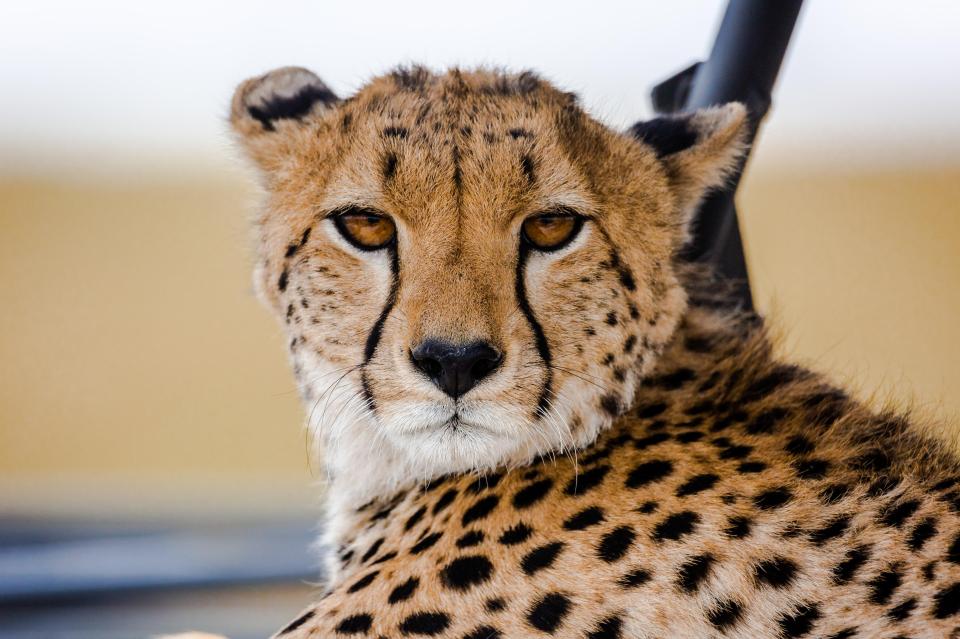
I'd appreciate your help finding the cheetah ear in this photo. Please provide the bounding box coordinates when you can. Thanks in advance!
[630,103,748,224]
[230,66,340,171]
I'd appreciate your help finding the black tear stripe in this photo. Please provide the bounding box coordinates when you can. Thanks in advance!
[360,248,400,415]
[516,240,553,418]
[247,84,338,132]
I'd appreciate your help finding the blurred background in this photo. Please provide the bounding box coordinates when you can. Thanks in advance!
[1,1,958,636]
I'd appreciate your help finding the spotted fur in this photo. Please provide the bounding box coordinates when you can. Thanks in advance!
[229,66,960,638]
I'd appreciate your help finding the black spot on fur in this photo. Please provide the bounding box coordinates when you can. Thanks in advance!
[948,532,960,564]
[463,626,502,639]
[908,517,937,550]
[347,570,379,593]
[586,615,623,639]
[868,565,902,605]
[399,611,451,635]
[648,368,696,390]
[635,402,668,419]
[677,553,714,592]
[508,128,533,139]
[629,116,699,158]
[653,511,700,542]
[675,473,719,497]
[880,498,921,528]
[785,435,815,456]
[440,555,494,591]
[499,522,533,545]
[564,506,605,531]
[383,126,408,138]
[335,613,373,635]
[809,515,851,544]
[737,461,767,474]
[754,487,792,510]
[633,432,670,450]
[486,597,506,612]
[598,525,636,562]
[361,538,385,563]
[718,444,753,460]
[565,465,610,496]
[794,458,830,479]
[637,500,659,514]
[745,407,789,435]
[725,515,752,538]
[742,366,804,403]
[819,483,851,504]
[433,488,458,514]
[598,393,623,417]
[383,152,398,181]
[247,84,338,132]
[626,460,673,488]
[887,597,916,621]
[284,227,312,258]
[934,582,960,618]
[856,449,892,472]
[522,542,565,575]
[410,531,443,554]
[676,431,704,443]
[527,592,571,633]
[833,545,871,584]
[618,567,652,588]
[389,576,420,604]
[827,629,857,639]
[466,472,503,494]
[456,530,485,548]
[754,557,798,588]
[778,603,820,638]
[708,599,743,631]
[278,268,289,292]
[405,505,427,531]
[513,479,553,509]
[278,609,314,635]
[462,495,500,526]
[521,154,536,184]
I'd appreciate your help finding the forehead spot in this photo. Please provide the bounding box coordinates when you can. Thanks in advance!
[383,126,408,139]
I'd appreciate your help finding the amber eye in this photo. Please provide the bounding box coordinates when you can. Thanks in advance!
[521,211,584,251]
[333,208,397,250]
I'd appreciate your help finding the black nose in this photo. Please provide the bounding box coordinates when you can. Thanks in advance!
[410,340,503,398]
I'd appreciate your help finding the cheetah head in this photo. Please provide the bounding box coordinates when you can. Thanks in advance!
[230,66,746,499]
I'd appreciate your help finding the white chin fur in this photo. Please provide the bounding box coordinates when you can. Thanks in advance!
[298,340,625,587]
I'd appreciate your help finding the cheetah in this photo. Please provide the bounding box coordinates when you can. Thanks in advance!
[227,66,960,638]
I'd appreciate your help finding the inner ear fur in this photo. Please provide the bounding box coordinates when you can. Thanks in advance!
[230,66,340,170]
[630,103,748,224]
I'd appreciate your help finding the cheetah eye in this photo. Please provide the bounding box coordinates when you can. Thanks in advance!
[332,207,397,250]
[521,209,584,252]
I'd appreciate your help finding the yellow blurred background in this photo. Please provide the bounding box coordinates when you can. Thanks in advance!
[1,0,959,523]
[3,162,959,522]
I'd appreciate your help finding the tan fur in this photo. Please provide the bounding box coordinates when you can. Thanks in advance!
[229,66,960,638]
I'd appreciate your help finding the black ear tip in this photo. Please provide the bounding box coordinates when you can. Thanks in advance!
[629,116,699,158]
[239,67,339,132]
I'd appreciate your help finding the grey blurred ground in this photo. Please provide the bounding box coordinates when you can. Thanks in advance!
[0,518,321,639]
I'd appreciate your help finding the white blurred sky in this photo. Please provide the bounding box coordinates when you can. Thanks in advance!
[1,0,959,174]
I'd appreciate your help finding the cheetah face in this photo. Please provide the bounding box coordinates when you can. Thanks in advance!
[231,66,746,497]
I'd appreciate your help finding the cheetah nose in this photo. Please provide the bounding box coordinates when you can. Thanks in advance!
[410,339,503,399]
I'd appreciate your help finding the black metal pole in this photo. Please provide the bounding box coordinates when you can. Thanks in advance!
[653,0,803,310]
